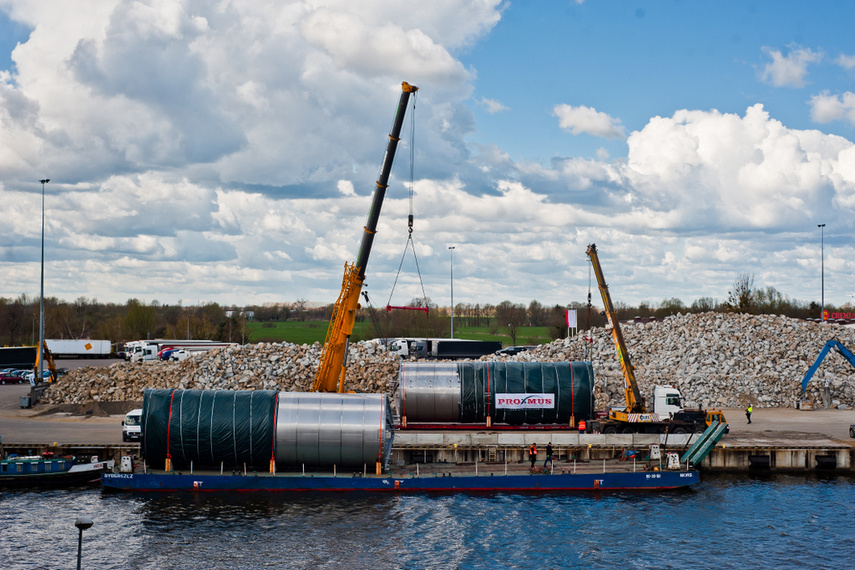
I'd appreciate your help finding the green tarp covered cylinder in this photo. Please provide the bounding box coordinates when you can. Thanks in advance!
[141,389,394,470]
[142,389,277,470]
[396,361,595,425]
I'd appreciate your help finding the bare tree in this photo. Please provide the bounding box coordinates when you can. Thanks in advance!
[495,300,526,346]
[727,273,755,312]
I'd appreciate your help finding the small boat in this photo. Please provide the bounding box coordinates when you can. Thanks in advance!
[0,454,115,489]
[101,460,698,493]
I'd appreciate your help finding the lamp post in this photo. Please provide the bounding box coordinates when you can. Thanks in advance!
[38,179,49,385]
[448,246,455,339]
[818,224,825,321]
[75,517,93,570]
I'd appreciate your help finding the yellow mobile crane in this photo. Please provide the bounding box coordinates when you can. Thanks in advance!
[313,82,418,393]
[33,339,58,384]
[586,244,727,434]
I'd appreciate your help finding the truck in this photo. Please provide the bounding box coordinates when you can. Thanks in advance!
[45,339,111,359]
[584,243,727,434]
[0,346,37,368]
[122,408,143,442]
[387,338,503,360]
[126,340,236,363]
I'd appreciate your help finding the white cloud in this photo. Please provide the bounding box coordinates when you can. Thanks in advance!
[553,104,625,139]
[478,97,509,114]
[0,1,853,310]
[809,91,855,125]
[836,54,855,70]
[624,104,855,230]
[337,180,356,196]
[760,45,821,87]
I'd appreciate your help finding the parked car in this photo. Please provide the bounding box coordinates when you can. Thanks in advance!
[0,373,25,385]
[496,345,535,356]
[21,370,53,383]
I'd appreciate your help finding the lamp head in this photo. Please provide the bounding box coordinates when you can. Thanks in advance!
[39,179,50,184]
[75,517,93,531]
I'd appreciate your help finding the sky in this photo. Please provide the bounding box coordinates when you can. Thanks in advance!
[1,0,854,312]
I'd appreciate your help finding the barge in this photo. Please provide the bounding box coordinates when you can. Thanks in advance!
[103,388,699,493]
[102,460,699,493]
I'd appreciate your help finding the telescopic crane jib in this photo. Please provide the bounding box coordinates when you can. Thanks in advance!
[585,243,728,434]
[586,243,646,414]
[313,82,418,393]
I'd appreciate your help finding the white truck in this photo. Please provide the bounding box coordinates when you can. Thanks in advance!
[589,385,722,434]
[386,338,503,360]
[45,339,111,358]
[122,408,143,442]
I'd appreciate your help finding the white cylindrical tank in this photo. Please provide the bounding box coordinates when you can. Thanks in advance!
[275,392,394,468]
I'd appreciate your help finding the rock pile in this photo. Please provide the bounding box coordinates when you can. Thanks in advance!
[43,312,855,410]
[508,312,855,410]
[43,341,398,405]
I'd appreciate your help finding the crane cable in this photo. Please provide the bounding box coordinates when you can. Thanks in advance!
[586,258,593,360]
[387,92,430,320]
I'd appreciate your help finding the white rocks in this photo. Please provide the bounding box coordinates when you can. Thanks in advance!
[43,313,855,411]
[493,312,855,410]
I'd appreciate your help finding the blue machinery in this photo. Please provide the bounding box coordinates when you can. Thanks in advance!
[800,339,855,395]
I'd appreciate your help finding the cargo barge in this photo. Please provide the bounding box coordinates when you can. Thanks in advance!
[102,462,699,493]
[103,388,699,493]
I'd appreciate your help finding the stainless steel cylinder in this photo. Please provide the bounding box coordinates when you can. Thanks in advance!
[275,392,394,468]
[395,362,460,422]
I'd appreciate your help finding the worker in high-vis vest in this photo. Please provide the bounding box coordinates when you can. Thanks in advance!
[746,404,753,424]
[528,443,537,470]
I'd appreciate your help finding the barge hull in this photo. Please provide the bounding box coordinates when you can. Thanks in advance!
[102,469,698,492]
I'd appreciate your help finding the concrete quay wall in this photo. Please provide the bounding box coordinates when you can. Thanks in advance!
[702,445,852,472]
[390,431,855,473]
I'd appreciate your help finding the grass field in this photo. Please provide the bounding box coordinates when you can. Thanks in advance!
[247,320,554,346]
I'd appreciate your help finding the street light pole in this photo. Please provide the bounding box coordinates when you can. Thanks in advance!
[448,246,455,339]
[38,179,49,384]
[75,517,93,570]
[818,224,826,321]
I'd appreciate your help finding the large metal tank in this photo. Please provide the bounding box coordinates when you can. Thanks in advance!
[395,361,595,425]
[395,362,460,423]
[142,389,394,470]
[142,388,278,470]
[275,392,394,468]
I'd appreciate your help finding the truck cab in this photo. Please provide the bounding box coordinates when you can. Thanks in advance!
[652,385,685,417]
[122,409,143,442]
[387,339,427,358]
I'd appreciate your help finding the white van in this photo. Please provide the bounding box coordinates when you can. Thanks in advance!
[122,408,143,442]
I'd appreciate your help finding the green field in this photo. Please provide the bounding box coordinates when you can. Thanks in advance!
[247,320,554,346]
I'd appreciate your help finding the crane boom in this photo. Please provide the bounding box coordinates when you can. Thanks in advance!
[800,339,855,395]
[313,82,418,393]
[585,243,645,413]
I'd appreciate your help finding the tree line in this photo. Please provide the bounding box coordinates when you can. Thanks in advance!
[0,273,843,349]
[0,295,252,350]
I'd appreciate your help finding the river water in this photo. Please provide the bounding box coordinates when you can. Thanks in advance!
[2,473,854,569]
